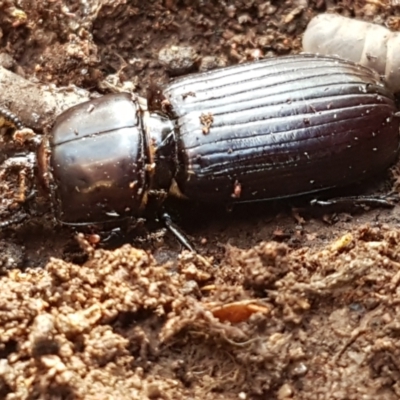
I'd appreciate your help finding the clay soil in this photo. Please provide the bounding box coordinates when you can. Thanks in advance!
[1,0,400,399]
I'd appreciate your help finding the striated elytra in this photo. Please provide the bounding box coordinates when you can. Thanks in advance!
[38,54,400,225]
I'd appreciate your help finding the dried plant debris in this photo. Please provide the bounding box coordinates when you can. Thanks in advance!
[0,226,398,398]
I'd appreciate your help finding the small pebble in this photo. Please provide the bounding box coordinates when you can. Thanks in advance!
[0,53,15,70]
[0,241,24,272]
[158,45,199,76]
[278,383,293,399]
[199,55,227,72]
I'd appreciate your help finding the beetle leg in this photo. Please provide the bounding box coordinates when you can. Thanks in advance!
[0,212,27,229]
[160,212,195,252]
[0,154,35,203]
[310,194,397,211]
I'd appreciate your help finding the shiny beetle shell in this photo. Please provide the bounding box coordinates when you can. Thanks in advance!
[164,54,400,203]
[47,94,147,224]
[44,54,400,226]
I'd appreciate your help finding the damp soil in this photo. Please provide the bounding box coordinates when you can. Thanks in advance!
[1,1,400,399]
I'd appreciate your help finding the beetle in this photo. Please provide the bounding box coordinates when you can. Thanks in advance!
[1,54,399,248]
[303,13,400,93]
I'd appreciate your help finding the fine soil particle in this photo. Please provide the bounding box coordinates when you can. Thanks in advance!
[1,1,400,399]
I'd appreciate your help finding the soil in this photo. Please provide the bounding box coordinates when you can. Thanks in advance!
[1,0,400,399]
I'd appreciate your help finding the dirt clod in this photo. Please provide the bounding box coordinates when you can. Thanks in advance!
[158,45,199,76]
[1,1,400,399]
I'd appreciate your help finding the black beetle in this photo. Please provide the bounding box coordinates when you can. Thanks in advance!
[1,54,399,246]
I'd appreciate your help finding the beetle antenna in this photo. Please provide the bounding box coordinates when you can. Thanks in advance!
[0,105,41,153]
[0,105,24,131]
